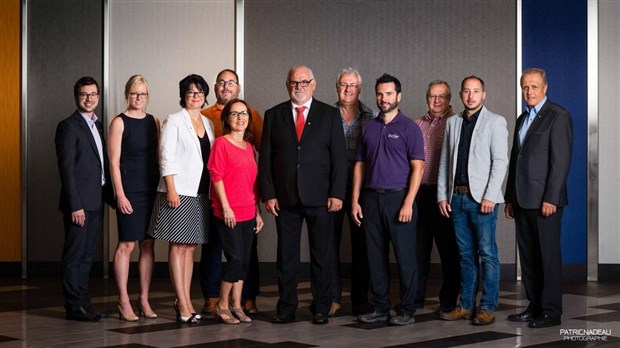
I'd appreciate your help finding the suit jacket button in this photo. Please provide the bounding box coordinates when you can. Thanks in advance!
[297,146,301,150]
[297,164,300,168]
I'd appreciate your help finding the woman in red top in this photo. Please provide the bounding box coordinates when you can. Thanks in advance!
[208,99,264,324]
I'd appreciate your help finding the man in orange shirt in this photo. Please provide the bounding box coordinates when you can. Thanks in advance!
[199,69,263,315]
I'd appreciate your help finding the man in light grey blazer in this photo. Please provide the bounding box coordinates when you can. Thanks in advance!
[437,76,508,325]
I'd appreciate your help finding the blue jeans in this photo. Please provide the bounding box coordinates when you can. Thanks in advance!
[450,193,499,312]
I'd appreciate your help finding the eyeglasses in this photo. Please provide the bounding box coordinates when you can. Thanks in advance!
[129,92,149,99]
[79,92,99,99]
[428,95,448,100]
[186,90,205,98]
[337,82,360,89]
[217,80,238,87]
[287,79,313,88]
[229,111,249,118]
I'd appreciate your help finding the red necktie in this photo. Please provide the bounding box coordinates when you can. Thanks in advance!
[295,106,307,141]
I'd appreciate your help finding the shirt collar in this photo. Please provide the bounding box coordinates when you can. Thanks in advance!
[79,111,98,126]
[424,106,453,122]
[527,96,548,114]
[292,98,313,111]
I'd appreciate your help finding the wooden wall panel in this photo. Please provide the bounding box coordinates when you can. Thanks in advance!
[0,0,22,262]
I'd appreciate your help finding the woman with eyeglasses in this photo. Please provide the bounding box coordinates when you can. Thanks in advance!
[148,74,214,324]
[208,98,263,324]
[108,74,160,321]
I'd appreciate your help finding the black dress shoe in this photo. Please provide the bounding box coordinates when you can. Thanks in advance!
[507,308,541,322]
[66,307,102,322]
[313,313,329,325]
[528,314,561,328]
[272,313,295,324]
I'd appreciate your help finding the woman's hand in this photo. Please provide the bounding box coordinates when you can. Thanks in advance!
[255,213,264,233]
[167,190,180,208]
[117,195,133,214]
[223,207,236,228]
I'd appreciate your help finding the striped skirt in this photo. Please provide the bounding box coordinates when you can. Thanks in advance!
[147,193,209,244]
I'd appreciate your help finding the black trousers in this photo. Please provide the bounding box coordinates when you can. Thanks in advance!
[414,185,461,311]
[514,205,563,318]
[275,205,334,316]
[363,190,418,315]
[61,205,103,311]
[216,218,255,283]
[199,211,260,300]
[331,184,370,306]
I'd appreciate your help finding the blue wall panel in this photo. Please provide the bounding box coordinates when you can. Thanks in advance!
[522,0,587,264]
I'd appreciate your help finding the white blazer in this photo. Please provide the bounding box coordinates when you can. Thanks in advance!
[437,106,508,204]
[157,108,215,196]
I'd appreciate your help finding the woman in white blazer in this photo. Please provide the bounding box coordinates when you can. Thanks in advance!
[149,74,214,323]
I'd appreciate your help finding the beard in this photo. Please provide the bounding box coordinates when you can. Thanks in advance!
[378,100,398,113]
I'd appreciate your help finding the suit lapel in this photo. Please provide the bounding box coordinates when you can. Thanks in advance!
[74,111,102,162]
[182,109,203,154]
[299,102,318,143]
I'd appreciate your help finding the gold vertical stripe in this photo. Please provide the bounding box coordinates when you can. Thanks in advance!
[0,0,22,262]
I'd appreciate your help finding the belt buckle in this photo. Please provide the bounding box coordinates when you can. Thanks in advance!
[376,189,386,194]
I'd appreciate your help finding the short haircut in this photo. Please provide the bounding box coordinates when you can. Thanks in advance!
[220,98,254,143]
[520,67,548,87]
[426,80,451,100]
[179,74,209,108]
[287,65,314,81]
[124,74,148,100]
[460,75,485,91]
[375,73,401,94]
[73,76,100,105]
[216,69,239,82]
[336,67,362,85]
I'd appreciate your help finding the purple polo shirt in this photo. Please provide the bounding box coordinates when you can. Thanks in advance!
[356,111,425,189]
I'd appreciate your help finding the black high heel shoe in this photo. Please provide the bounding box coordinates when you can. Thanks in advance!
[174,300,197,324]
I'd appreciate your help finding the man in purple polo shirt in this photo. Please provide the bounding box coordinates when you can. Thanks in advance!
[351,73,425,326]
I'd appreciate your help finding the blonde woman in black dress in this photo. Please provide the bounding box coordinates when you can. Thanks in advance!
[149,74,214,323]
[108,74,160,321]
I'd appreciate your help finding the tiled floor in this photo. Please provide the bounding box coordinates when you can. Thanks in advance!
[1,277,619,347]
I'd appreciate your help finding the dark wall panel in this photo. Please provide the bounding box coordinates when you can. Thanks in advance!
[27,0,103,263]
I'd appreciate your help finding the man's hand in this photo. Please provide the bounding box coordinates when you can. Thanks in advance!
[480,199,495,214]
[327,197,343,212]
[71,209,86,227]
[351,203,363,226]
[438,200,451,218]
[504,203,514,219]
[541,201,557,217]
[398,204,413,223]
[264,199,280,217]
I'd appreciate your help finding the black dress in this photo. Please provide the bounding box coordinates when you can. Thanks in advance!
[116,113,159,241]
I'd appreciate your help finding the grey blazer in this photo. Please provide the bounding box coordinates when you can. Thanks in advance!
[437,106,509,204]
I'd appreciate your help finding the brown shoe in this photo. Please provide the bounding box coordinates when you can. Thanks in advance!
[328,302,341,317]
[201,297,219,314]
[472,309,495,325]
[242,299,257,314]
[440,306,472,321]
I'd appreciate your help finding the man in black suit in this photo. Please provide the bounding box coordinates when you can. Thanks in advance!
[505,68,573,328]
[259,65,348,325]
[55,76,114,321]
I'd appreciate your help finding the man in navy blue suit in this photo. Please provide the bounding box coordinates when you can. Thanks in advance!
[55,76,114,321]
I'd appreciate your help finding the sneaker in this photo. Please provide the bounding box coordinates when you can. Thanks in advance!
[439,305,472,321]
[201,297,219,314]
[358,310,389,323]
[389,313,415,326]
[472,309,495,325]
[328,302,341,317]
[242,299,258,314]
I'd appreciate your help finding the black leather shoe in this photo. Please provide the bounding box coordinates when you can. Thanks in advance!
[528,314,561,328]
[389,313,415,326]
[507,308,541,322]
[313,313,329,325]
[66,307,102,322]
[358,311,389,323]
[272,313,295,324]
